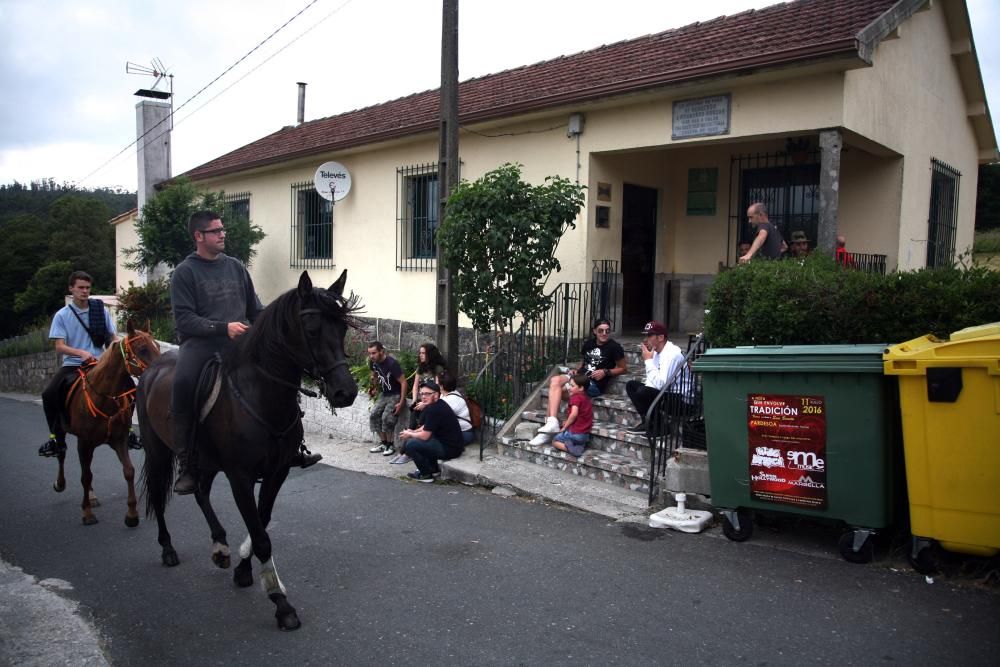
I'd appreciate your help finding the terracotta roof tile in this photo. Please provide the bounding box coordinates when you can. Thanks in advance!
[186,0,895,180]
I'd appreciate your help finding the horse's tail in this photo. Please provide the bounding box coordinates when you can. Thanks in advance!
[136,365,175,519]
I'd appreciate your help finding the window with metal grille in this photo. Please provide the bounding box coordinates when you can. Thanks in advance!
[396,163,439,271]
[289,181,334,269]
[727,149,820,264]
[927,160,960,268]
[222,191,250,226]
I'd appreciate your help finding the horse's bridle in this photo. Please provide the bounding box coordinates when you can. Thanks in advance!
[119,333,151,376]
[297,307,348,398]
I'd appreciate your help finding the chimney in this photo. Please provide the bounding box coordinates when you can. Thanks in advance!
[297,82,307,125]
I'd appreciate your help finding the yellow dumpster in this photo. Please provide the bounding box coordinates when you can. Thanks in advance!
[883,322,1000,570]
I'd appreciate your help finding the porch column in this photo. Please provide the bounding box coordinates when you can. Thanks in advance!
[817,128,842,255]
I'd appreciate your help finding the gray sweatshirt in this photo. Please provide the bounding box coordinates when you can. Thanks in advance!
[170,252,264,343]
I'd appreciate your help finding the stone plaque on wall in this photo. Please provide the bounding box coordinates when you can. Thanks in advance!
[672,94,731,140]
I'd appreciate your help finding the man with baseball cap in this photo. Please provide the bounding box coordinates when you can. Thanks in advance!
[625,321,689,434]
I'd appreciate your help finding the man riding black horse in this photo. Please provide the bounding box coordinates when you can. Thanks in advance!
[170,210,320,495]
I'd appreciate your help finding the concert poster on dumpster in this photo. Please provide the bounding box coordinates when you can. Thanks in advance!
[747,394,827,510]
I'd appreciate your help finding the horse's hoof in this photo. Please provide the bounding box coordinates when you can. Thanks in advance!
[82,515,98,526]
[233,566,253,588]
[162,550,180,567]
[124,515,139,528]
[53,482,65,493]
[277,611,301,631]
[212,552,231,569]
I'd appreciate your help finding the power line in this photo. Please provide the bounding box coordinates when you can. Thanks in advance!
[73,0,327,187]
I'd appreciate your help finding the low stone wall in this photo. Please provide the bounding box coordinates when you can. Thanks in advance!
[301,393,376,443]
[0,352,61,394]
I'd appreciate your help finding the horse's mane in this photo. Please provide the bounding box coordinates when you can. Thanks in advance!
[227,286,364,371]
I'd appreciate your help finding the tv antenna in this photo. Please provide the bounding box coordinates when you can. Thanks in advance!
[126,58,174,127]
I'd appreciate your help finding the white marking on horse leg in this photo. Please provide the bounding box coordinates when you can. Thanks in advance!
[212,542,230,558]
[238,535,252,560]
[259,558,286,596]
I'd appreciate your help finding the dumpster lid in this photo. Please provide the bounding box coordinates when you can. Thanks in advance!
[694,344,886,373]
[949,322,1000,342]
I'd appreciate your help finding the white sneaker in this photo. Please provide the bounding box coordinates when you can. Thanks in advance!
[528,433,552,446]
[536,416,560,435]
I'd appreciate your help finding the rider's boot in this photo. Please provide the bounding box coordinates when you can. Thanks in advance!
[293,443,322,469]
[172,413,198,495]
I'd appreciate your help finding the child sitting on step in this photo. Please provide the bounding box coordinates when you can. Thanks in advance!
[550,374,593,457]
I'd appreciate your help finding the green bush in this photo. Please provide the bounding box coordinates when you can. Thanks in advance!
[704,255,1000,346]
[117,279,174,342]
[974,229,1000,253]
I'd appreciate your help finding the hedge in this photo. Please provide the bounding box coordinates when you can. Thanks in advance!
[703,255,1000,346]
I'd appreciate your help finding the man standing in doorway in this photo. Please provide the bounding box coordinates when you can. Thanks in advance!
[625,321,689,434]
[38,271,117,457]
[738,202,783,263]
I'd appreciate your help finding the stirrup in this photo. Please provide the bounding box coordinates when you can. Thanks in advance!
[173,469,198,495]
[295,445,323,469]
[127,432,142,450]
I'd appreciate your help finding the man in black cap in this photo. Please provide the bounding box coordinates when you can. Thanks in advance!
[398,380,465,482]
[625,321,689,434]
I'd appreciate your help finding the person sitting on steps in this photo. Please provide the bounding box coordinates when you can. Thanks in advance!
[550,373,594,457]
[625,320,689,435]
[530,318,625,446]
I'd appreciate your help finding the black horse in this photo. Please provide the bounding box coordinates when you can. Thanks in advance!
[137,270,360,630]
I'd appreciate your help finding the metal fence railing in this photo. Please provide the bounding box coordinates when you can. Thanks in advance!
[466,268,621,460]
[644,334,708,505]
[840,251,887,275]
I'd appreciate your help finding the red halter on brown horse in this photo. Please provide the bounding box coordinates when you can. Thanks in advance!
[52,319,161,526]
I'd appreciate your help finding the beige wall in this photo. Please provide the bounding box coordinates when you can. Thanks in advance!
[843,1,980,268]
[113,210,143,291]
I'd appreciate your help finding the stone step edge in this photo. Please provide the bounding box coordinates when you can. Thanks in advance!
[520,410,647,444]
[499,437,650,481]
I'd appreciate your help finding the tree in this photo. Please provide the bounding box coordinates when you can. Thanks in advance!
[437,163,585,333]
[124,177,265,271]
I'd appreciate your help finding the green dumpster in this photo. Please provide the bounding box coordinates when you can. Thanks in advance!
[693,345,900,563]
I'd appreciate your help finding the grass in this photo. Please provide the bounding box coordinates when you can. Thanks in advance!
[0,328,51,359]
[973,228,1000,253]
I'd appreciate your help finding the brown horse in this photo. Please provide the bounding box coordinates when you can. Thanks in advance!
[137,270,359,631]
[53,320,161,526]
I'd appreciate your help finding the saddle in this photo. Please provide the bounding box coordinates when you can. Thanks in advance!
[196,353,224,423]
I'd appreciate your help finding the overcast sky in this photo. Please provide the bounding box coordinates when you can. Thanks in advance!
[1,0,997,192]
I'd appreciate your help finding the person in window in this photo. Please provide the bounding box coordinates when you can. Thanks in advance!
[398,380,464,482]
[38,270,118,458]
[789,230,811,259]
[739,202,783,262]
[530,318,625,446]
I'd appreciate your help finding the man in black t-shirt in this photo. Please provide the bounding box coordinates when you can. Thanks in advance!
[530,318,626,446]
[398,380,464,482]
[367,341,407,455]
[738,202,783,263]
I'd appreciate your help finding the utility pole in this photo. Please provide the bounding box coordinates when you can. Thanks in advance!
[437,0,460,372]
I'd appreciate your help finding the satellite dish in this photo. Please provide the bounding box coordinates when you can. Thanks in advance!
[314,161,352,202]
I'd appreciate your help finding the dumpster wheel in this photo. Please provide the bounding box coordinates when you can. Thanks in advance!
[838,530,875,564]
[907,538,938,575]
[721,509,754,542]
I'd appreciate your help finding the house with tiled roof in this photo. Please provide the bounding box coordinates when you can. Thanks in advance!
[166,0,995,336]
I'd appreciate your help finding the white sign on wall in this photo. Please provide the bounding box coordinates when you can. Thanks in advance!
[672,94,731,140]
[314,161,352,202]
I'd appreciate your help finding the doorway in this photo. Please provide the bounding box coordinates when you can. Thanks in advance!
[621,183,658,332]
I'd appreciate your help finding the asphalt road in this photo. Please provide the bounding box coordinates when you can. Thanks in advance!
[1,396,998,666]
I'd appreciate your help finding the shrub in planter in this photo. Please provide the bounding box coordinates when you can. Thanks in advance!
[704,255,1000,346]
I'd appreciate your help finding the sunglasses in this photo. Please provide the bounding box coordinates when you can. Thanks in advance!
[595,327,610,333]
[200,227,225,235]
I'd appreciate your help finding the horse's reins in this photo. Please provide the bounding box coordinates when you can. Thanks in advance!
[72,333,149,438]
[225,304,348,440]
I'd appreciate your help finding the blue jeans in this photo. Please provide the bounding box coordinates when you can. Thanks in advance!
[406,436,463,475]
[553,430,589,456]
